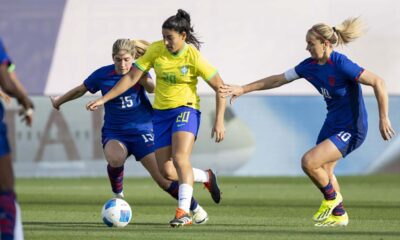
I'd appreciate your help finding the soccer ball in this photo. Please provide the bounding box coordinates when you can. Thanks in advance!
[101,198,132,227]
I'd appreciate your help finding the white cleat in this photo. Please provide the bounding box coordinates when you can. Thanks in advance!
[114,192,124,199]
[192,206,209,224]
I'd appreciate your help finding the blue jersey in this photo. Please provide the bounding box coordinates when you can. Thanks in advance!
[0,39,11,156]
[0,38,11,66]
[84,64,153,134]
[294,51,368,132]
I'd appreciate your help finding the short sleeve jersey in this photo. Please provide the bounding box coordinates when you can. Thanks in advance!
[294,51,367,129]
[83,64,153,134]
[135,40,218,110]
[0,38,11,66]
[0,39,12,117]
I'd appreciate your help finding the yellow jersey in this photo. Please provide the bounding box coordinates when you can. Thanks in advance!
[135,40,217,110]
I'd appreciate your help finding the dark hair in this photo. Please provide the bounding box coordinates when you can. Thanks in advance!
[162,9,202,49]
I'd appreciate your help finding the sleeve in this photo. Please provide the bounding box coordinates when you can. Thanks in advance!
[337,55,364,82]
[293,58,311,79]
[134,42,158,72]
[195,52,217,81]
[0,40,11,65]
[284,68,300,82]
[83,71,99,94]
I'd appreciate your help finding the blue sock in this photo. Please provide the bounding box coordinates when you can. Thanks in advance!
[107,164,124,194]
[0,191,16,240]
[319,181,336,200]
[332,202,346,216]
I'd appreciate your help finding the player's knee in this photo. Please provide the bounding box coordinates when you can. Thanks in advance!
[159,167,175,181]
[106,155,125,167]
[301,153,315,172]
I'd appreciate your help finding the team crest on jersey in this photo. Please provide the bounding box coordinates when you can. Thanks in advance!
[180,66,188,75]
[329,76,336,86]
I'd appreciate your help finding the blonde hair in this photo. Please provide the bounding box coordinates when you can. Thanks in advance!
[112,39,150,59]
[130,39,150,58]
[309,17,365,47]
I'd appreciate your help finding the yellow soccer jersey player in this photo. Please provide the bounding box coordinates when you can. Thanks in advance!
[135,40,217,110]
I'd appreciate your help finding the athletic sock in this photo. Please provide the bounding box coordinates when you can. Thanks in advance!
[319,181,336,200]
[0,191,16,240]
[178,184,193,213]
[165,181,198,211]
[193,168,209,183]
[332,202,346,216]
[107,164,124,194]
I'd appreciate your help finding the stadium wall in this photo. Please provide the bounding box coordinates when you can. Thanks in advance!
[7,96,400,177]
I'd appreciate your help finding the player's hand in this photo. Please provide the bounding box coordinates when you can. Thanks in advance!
[0,91,11,104]
[19,107,33,127]
[50,96,60,110]
[379,118,395,140]
[219,84,244,105]
[211,121,225,143]
[86,98,105,111]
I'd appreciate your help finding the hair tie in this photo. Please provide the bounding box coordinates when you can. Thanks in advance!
[332,27,337,32]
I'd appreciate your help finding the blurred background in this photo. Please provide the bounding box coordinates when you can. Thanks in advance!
[0,0,399,177]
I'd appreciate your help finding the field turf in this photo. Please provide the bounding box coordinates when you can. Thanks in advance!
[16,175,400,240]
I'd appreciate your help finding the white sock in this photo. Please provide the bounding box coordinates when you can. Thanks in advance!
[193,168,209,183]
[178,184,193,213]
[14,201,24,240]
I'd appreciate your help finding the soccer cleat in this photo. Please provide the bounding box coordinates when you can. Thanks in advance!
[114,192,124,199]
[191,206,208,224]
[312,192,343,222]
[169,208,192,227]
[314,212,349,227]
[203,169,221,204]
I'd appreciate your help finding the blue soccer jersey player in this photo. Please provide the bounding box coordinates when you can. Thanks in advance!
[0,38,35,240]
[51,39,208,224]
[220,18,395,227]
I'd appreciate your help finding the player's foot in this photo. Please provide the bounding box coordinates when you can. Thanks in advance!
[313,192,343,222]
[191,205,208,224]
[114,192,124,199]
[314,212,349,227]
[169,208,192,227]
[203,169,221,204]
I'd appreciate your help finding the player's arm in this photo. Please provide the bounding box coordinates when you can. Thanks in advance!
[220,73,289,104]
[207,73,226,143]
[138,74,155,93]
[358,70,395,140]
[0,63,34,126]
[86,66,144,110]
[50,84,88,110]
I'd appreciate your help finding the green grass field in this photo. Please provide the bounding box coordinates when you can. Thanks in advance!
[16,175,400,240]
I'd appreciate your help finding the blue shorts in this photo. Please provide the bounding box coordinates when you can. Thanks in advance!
[0,120,10,157]
[102,131,154,161]
[0,105,10,157]
[317,124,367,157]
[153,106,201,150]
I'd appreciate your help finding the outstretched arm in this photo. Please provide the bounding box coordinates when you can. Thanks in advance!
[50,84,88,110]
[358,70,395,140]
[139,74,155,93]
[207,73,226,143]
[220,73,289,104]
[86,66,144,110]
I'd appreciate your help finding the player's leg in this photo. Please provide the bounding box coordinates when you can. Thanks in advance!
[168,131,195,227]
[314,161,348,227]
[0,153,23,240]
[301,139,343,222]
[103,140,128,198]
[139,153,208,224]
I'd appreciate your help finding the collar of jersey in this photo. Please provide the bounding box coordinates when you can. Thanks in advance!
[169,43,188,58]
